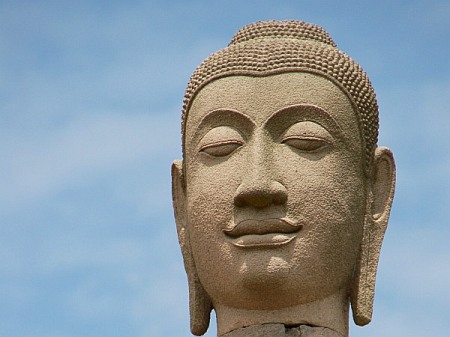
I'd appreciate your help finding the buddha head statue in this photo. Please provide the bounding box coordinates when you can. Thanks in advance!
[172,20,395,337]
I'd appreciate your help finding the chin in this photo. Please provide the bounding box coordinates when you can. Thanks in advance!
[242,254,288,281]
[226,255,300,309]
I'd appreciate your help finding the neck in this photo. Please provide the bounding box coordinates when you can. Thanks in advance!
[214,289,349,337]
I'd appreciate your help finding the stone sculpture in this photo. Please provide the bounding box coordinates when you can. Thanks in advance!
[172,20,396,337]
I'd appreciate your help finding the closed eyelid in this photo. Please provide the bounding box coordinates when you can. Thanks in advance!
[197,124,245,158]
[283,135,331,142]
[187,109,254,159]
[263,104,344,141]
[282,121,334,141]
[200,139,243,149]
[282,135,332,152]
[199,140,243,157]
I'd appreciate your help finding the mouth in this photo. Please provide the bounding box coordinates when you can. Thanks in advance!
[223,218,302,249]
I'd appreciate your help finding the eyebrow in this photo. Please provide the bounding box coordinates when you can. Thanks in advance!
[264,104,345,141]
[193,108,256,140]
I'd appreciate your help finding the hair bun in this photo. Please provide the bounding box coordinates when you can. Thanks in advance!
[229,20,337,47]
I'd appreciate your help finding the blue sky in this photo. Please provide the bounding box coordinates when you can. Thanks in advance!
[1,1,449,336]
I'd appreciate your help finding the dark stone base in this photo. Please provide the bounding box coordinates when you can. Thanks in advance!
[222,323,342,337]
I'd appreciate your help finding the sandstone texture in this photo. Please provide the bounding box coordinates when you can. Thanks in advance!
[172,20,396,337]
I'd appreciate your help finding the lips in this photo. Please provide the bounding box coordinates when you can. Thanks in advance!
[223,218,302,248]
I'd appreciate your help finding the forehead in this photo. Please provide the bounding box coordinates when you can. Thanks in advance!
[185,72,362,150]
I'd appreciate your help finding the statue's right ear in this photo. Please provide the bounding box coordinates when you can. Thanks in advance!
[172,160,186,239]
[172,160,212,336]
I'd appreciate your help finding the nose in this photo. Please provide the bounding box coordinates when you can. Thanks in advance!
[233,142,287,208]
[234,181,287,208]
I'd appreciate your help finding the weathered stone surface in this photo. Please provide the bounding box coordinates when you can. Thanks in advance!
[222,324,286,337]
[293,325,342,337]
[172,20,395,337]
[222,324,342,337]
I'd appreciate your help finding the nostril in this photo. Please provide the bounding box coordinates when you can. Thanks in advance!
[250,195,272,208]
[234,195,247,208]
[234,191,271,208]
[273,191,287,205]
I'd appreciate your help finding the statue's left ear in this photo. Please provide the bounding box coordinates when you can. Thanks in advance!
[370,147,396,222]
[351,147,396,326]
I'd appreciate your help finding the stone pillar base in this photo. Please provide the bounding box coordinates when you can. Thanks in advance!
[222,324,342,337]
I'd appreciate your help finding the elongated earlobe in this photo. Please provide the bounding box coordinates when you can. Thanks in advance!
[172,160,212,335]
[351,147,396,325]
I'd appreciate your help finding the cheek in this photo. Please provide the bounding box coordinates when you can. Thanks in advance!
[184,160,245,296]
[184,158,240,253]
[186,159,240,217]
[280,148,365,220]
[280,150,366,269]
[185,151,245,213]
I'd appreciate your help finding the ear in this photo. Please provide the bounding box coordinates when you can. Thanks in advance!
[172,160,187,240]
[371,147,396,221]
[172,160,212,335]
[351,147,396,326]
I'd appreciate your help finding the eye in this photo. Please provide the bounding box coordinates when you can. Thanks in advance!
[198,126,245,158]
[200,140,243,157]
[282,136,330,152]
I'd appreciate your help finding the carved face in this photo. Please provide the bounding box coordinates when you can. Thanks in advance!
[183,72,367,310]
